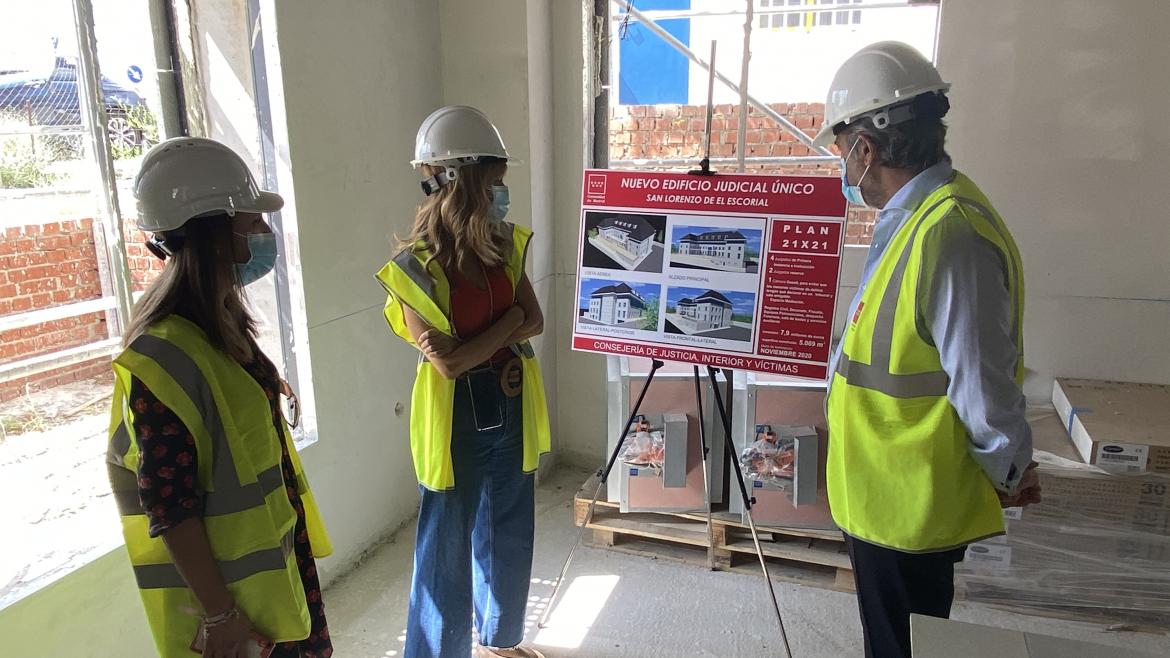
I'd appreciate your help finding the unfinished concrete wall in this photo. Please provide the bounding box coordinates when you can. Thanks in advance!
[526,0,558,466]
[189,0,260,171]
[551,0,600,466]
[937,0,1170,399]
[269,0,444,580]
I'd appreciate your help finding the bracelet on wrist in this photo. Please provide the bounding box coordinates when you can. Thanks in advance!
[202,606,241,628]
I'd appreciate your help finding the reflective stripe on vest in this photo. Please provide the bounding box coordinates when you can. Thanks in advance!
[833,194,1023,398]
[393,249,440,311]
[108,334,284,519]
[109,418,131,466]
[109,462,285,518]
[133,527,296,590]
[834,198,951,399]
[381,247,452,338]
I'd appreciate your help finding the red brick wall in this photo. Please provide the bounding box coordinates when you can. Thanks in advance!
[125,222,166,292]
[0,221,108,402]
[609,103,876,245]
[0,219,163,404]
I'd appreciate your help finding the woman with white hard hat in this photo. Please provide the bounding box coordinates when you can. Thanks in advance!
[376,106,551,658]
[106,137,333,658]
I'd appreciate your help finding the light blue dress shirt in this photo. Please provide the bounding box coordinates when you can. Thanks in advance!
[828,160,1032,493]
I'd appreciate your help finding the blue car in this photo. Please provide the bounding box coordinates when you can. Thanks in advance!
[0,57,152,150]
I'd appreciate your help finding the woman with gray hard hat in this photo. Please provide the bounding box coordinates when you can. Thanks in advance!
[106,137,335,658]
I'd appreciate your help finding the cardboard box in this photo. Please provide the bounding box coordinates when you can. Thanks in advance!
[607,358,727,505]
[1030,410,1083,461]
[619,412,708,513]
[742,425,830,527]
[959,410,1170,623]
[1023,413,1170,547]
[1052,378,1170,475]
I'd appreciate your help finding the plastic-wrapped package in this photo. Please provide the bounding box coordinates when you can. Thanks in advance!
[618,416,665,468]
[740,426,795,488]
[956,431,1170,629]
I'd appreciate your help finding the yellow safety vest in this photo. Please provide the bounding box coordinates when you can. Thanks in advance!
[827,172,1025,552]
[106,315,332,657]
[375,221,551,491]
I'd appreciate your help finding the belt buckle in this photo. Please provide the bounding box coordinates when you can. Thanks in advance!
[499,357,522,398]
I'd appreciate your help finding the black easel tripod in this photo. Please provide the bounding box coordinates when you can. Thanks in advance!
[539,361,793,658]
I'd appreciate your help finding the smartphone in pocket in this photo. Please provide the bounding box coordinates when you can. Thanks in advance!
[465,370,503,431]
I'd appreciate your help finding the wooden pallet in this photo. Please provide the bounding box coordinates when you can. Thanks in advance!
[573,476,855,592]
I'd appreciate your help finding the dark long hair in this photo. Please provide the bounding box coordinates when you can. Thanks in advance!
[124,213,259,364]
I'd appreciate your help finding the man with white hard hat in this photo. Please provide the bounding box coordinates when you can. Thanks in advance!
[817,42,1040,658]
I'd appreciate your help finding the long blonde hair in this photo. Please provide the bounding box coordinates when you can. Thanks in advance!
[125,213,259,364]
[398,160,508,271]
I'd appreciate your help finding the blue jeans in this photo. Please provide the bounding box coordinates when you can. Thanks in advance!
[405,373,535,658]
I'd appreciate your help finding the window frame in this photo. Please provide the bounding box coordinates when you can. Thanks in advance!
[1,0,316,442]
[0,0,143,384]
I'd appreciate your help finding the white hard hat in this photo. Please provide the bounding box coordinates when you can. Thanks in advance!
[133,137,283,232]
[812,41,951,148]
[411,105,510,168]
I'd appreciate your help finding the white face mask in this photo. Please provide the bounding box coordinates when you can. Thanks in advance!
[491,184,510,222]
[839,137,871,207]
[233,231,278,286]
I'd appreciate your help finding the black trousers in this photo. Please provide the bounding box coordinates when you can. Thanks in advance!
[845,534,967,658]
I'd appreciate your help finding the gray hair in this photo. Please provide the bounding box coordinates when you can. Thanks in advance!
[838,96,950,172]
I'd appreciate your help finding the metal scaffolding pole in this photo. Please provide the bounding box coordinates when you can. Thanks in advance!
[611,0,833,157]
[73,0,134,340]
[736,0,753,173]
[612,155,837,168]
[613,2,930,22]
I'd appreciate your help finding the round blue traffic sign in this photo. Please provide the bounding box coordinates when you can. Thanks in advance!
[127,65,144,84]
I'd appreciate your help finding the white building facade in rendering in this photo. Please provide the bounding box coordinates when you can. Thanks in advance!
[587,283,648,325]
[676,290,733,331]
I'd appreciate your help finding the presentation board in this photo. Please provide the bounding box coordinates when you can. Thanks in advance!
[571,169,847,380]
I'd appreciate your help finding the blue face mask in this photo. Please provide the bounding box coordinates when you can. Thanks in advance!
[839,138,871,207]
[491,184,510,222]
[235,232,278,286]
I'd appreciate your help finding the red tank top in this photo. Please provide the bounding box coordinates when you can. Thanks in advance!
[448,263,514,363]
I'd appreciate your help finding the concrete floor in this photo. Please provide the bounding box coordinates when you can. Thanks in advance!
[325,466,1170,657]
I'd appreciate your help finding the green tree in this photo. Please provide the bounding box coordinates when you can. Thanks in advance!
[109,103,159,160]
[0,124,57,189]
[640,294,660,330]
